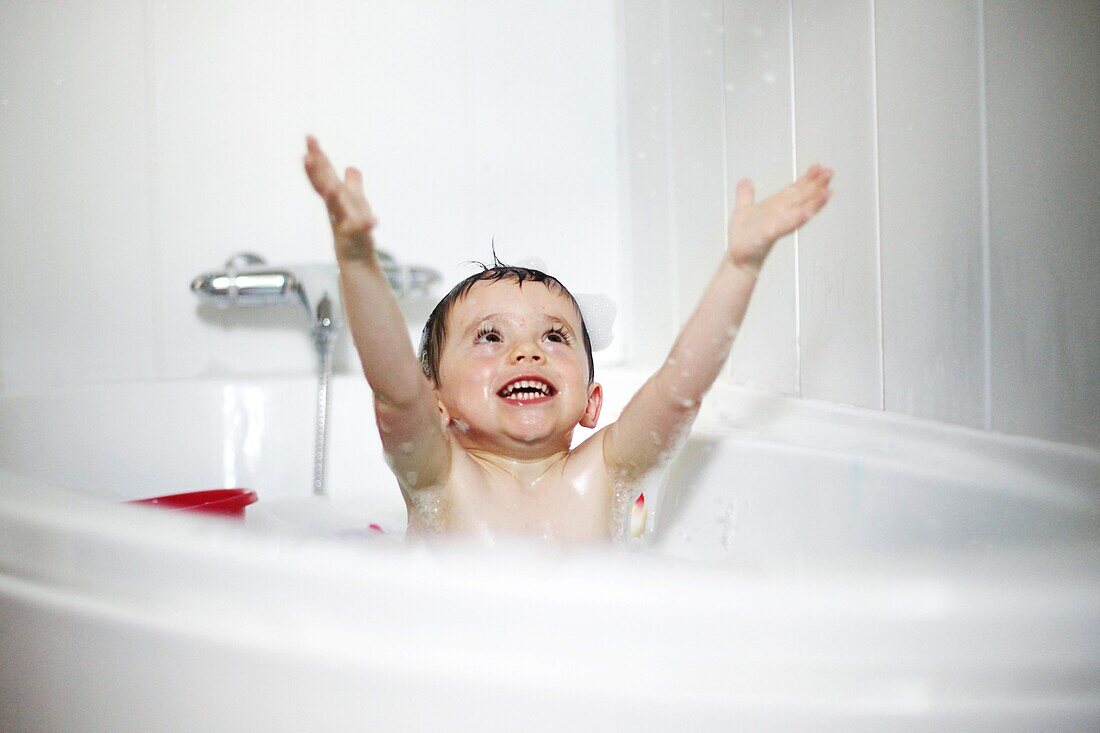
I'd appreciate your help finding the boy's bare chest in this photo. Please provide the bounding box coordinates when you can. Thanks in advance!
[440,457,614,542]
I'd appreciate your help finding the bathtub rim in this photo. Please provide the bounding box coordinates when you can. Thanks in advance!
[2,469,1099,721]
[3,372,1099,725]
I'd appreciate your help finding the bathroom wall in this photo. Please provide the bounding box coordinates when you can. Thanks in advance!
[2,1,1097,450]
[0,0,623,388]
[622,0,1099,449]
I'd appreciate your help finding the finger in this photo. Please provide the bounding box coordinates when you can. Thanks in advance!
[812,166,833,190]
[302,138,358,223]
[806,166,832,192]
[799,187,832,222]
[304,142,343,197]
[789,165,831,206]
[792,164,826,195]
[315,176,355,225]
[344,166,364,195]
[344,166,378,226]
[733,178,755,211]
[343,167,365,212]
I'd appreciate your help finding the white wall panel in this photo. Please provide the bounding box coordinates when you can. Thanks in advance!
[313,0,622,344]
[722,0,798,394]
[792,0,882,409]
[0,2,157,392]
[621,0,680,367]
[152,1,320,380]
[667,0,728,326]
[1,1,622,390]
[4,1,1096,449]
[875,1,986,428]
[151,0,620,380]
[985,0,1100,448]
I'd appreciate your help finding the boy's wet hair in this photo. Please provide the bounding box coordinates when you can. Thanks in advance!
[418,253,595,386]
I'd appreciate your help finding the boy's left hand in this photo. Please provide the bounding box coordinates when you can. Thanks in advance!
[303,136,379,264]
[727,165,832,275]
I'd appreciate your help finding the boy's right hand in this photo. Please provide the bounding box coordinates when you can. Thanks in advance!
[726,164,832,275]
[303,136,378,263]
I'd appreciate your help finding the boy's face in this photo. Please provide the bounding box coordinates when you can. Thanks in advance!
[434,280,602,456]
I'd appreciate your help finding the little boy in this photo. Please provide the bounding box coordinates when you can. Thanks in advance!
[304,136,831,544]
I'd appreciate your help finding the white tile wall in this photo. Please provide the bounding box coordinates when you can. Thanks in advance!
[620,0,680,367]
[618,0,1097,448]
[0,1,623,388]
[720,0,800,394]
[667,0,727,327]
[310,0,622,323]
[2,1,1097,449]
[792,0,882,410]
[875,1,987,429]
[0,2,158,391]
[985,0,1100,448]
[152,0,319,380]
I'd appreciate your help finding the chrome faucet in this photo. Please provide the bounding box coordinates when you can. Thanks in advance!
[191,253,342,340]
[190,251,441,498]
[191,251,441,331]
[192,253,343,497]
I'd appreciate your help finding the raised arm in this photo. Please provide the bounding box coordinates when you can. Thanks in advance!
[303,136,449,490]
[603,165,833,480]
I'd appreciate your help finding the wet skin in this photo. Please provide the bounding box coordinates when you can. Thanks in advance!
[303,135,832,545]
[425,280,615,543]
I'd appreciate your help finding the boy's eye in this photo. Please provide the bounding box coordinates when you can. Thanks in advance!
[545,327,571,344]
[475,327,502,344]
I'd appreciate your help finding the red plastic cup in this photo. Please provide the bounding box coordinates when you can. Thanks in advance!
[128,489,258,518]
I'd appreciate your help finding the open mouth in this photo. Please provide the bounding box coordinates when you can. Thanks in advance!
[497,377,557,402]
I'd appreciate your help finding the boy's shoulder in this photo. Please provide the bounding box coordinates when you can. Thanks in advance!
[428,428,618,541]
[566,425,612,467]
[442,425,615,494]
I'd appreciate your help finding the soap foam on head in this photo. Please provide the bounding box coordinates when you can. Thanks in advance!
[515,256,616,351]
[574,293,616,351]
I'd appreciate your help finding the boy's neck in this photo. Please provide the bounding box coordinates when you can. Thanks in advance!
[466,447,571,487]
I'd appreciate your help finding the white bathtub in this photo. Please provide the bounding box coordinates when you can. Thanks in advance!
[1,369,1098,731]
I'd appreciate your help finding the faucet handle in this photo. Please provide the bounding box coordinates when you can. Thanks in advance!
[225,252,266,270]
[315,292,333,328]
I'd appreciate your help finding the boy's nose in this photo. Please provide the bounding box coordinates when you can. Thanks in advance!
[509,342,543,363]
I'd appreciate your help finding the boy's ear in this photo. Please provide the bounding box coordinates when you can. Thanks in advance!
[434,388,451,427]
[580,382,603,429]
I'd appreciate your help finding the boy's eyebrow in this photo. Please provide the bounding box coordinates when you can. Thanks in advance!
[472,312,503,323]
[463,313,503,334]
[463,312,574,333]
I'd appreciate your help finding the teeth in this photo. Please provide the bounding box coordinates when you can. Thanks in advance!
[501,379,551,399]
